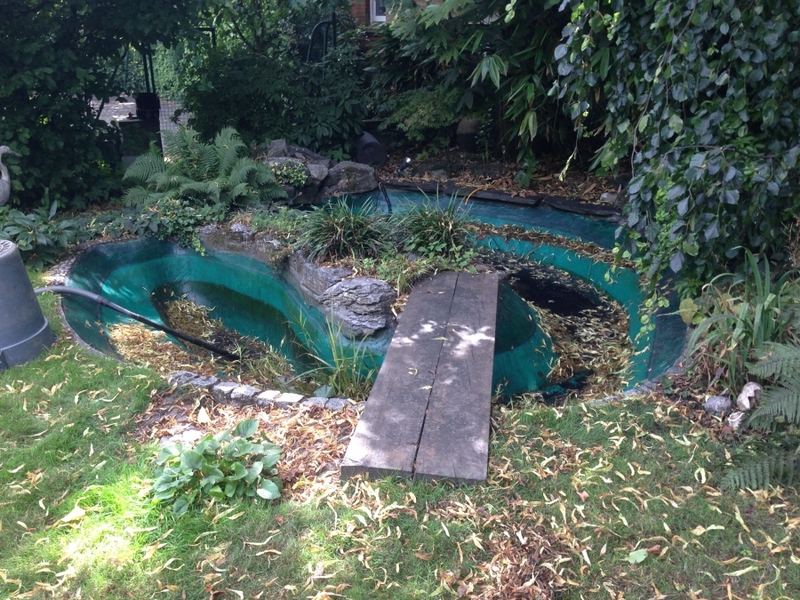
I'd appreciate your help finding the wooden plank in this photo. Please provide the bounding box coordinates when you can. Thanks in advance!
[340,272,458,479]
[413,273,499,484]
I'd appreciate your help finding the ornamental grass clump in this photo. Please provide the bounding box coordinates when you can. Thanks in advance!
[300,198,387,262]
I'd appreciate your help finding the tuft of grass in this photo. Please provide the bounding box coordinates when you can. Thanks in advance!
[300,198,388,262]
[396,197,476,266]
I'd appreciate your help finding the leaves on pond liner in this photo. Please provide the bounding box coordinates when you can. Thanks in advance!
[108,297,298,387]
[484,249,633,402]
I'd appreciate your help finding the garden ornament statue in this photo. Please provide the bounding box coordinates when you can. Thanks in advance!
[0,145,21,207]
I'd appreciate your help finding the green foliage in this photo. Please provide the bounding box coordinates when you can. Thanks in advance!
[0,0,204,210]
[179,1,365,157]
[251,206,306,241]
[721,342,800,490]
[687,250,798,391]
[380,87,463,145]
[300,199,388,262]
[0,204,91,268]
[152,418,282,516]
[368,1,568,158]
[318,321,377,401]
[269,162,309,188]
[398,198,476,266]
[370,253,441,295]
[123,127,285,246]
[553,0,800,289]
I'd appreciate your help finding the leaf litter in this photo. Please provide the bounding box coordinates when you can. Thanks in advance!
[37,254,799,599]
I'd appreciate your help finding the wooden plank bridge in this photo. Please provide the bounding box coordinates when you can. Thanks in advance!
[340,271,499,484]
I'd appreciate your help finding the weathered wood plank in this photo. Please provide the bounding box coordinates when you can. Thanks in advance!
[340,272,458,479]
[413,273,499,483]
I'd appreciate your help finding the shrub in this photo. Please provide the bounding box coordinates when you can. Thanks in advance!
[300,199,388,262]
[380,87,463,146]
[123,127,286,246]
[0,204,93,268]
[269,161,309,188]
[553,1,800,291]
[687,250,799,392]
[152,418,282,516]
[398,199,476,266]
[721,341,800,490]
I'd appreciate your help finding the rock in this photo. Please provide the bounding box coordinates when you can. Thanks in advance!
[354,132,387,168]
[198,224,287,264]
[306,162,329,186]
[286,252,352,301]
[703,395,732,417]
[737,382,762,411]
[456,118,480,153]
[256,389,281,407]
[211,381,240,404]
[322,161,378,195]
[169,371,198,387]
[191,375,221,389]
[230,384,262,406]
[325,397,350,411]
[303,397,329,408]
[287,144,332,167]
[728,410,747,431]
[273,392,304,408]
[320,277,396,337]
[265,139,288,158]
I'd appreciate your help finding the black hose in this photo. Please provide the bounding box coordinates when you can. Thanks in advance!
[35,286,239,361]
[378,181,392,214]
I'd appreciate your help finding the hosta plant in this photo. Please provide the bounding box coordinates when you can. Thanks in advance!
[151,418,282,516]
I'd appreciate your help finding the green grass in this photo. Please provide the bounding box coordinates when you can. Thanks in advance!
[1,271,799,599]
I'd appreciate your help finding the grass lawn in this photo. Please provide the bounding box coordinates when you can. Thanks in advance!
[1,271,799,599]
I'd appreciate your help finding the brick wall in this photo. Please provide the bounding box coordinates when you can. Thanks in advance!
[351,1,369,25]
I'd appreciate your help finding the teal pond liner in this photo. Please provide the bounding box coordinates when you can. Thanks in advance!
[62,191,686,397]
[63,238,386,374]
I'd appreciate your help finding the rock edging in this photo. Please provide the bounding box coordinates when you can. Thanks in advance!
[169,370,351,411]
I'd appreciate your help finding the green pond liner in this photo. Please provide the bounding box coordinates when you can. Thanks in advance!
[63,238,386,374]
[62,190,686,396]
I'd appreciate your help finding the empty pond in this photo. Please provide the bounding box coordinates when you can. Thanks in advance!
[61,192,686,399]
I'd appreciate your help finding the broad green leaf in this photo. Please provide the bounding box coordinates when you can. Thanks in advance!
[668,114,684,133]
[233,418,259,439]
[257,479,281,500]
[180,449,205,472]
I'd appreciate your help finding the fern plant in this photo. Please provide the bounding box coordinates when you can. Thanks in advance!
[123,127,286,246]
[721,341,800,490]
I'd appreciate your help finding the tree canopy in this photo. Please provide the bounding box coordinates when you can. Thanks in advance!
[0,0,206,210]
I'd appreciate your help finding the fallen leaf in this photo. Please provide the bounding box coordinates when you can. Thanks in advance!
[627,549,647,564]
[59,505,86,524]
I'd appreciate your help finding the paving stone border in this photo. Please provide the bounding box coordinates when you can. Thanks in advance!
[168,370,352,411]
